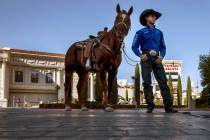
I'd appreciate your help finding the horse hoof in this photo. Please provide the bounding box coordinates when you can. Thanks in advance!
[81,106,89,111]
[105,106,114,112]
[65,106,72,111]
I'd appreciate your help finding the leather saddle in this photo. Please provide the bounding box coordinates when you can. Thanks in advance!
[75,27,108,71]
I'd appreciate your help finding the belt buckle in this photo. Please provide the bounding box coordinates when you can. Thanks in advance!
[149,50,157,56]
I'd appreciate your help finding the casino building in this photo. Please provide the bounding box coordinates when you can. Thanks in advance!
[0,47,64,107]
[0,48,67,107]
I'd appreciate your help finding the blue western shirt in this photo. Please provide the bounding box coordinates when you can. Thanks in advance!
[131,26,166,58]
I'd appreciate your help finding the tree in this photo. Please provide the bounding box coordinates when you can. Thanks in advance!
[198,52,210,98]
[168,73,174,104]
[134,64,140,106]
[201,85,210,99]
[95,72,103,102]
[111,77,118,104]
[177,75,182,106]
[168,73,173,94]
[186,76,192,107]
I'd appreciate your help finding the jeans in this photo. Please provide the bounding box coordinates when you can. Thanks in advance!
[141,55,173,110]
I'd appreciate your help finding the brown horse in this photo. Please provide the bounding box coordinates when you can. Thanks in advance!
[65,4,133,111]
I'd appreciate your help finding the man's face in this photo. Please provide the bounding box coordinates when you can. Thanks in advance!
[146,14,156,25]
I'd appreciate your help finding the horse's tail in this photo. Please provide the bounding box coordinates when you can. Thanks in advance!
[64,43,77,106]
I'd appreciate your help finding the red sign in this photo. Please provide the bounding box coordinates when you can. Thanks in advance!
[164,63,180,71]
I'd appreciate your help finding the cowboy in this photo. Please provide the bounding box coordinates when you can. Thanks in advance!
[131,9,178,113]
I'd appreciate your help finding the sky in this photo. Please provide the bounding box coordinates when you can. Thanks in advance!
[0,0,210,91]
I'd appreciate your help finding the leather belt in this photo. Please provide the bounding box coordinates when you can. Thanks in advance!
[142,50,159,56]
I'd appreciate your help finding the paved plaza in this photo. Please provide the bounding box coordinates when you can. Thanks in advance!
[0,108,210,139]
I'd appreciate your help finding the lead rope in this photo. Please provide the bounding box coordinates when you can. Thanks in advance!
[121,43,140,66]
[123,52,137,66]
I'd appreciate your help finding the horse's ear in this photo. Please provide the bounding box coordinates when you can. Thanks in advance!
[128,6,133,15]
[116,3,121,13]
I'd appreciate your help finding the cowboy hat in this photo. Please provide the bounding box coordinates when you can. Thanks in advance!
[139,9,162,26]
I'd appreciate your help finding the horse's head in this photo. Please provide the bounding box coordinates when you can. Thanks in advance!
[114,4,133,41]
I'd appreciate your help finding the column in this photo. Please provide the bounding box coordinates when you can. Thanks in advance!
[0,59,9,107]
[56,68,64,103]
[1,60,6,99]
[89,74,95,102]
[0,48,10,107]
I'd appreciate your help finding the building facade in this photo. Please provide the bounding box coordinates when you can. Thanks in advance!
[0,48,65,107]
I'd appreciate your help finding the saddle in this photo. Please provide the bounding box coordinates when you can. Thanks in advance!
[75,27,108,71]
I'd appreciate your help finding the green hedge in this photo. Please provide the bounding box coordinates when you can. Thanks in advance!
[196,98,210,108]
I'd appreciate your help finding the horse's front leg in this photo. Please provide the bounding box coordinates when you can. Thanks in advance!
[100,70,113,112]
[100,71,108,105]
[108,69,117,105]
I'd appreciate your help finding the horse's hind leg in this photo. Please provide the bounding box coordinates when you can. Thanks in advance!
[77,70,89,111]
[65,70,73,111]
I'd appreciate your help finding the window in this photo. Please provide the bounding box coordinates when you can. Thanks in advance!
[31,71,39,83]
[15,71,23,82]
[45,72,53,83]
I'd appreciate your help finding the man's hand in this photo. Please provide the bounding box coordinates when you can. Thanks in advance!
[140,54,148,61]
[155,56,163,64]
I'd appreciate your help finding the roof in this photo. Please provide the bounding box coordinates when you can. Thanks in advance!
[1,47,65,58]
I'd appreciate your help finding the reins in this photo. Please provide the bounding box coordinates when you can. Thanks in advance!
[121,43,140,66]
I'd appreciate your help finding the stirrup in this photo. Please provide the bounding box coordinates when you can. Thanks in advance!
[85,59,91,68]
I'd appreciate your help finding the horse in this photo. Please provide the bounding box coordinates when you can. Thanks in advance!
[65,4,133,111]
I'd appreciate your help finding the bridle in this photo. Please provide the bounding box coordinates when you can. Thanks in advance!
[115,22,129,31]
[97,13,131,56]
[114,14,131,42]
